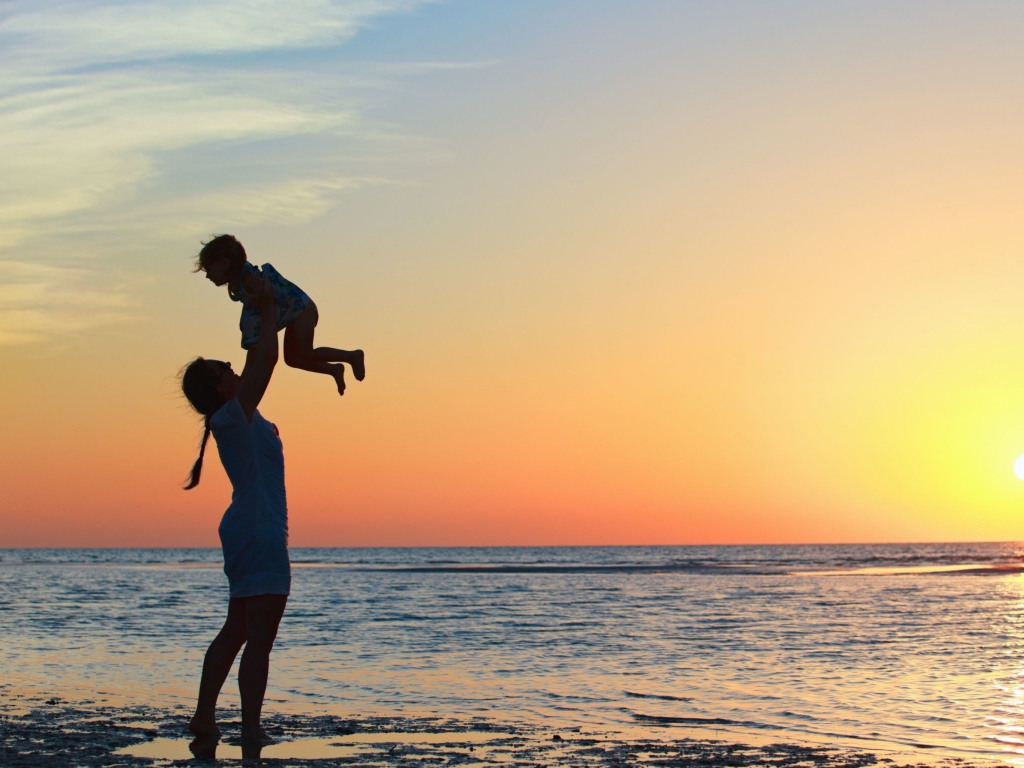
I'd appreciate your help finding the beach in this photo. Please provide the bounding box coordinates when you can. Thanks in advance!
[1,544,1021,766]
[0,692,974,767]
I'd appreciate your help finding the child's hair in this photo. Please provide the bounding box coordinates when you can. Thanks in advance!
[195,234,248,300]
[180,357,223,490]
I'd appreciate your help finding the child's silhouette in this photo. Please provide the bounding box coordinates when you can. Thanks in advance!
[196,235,364,395]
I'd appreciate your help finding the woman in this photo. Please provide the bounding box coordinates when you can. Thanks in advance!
[180,276,288,746]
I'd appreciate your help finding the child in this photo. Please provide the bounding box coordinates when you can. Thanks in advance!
[196,234,364,395]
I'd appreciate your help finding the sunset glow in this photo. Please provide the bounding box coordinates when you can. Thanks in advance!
[3,1,1024,546]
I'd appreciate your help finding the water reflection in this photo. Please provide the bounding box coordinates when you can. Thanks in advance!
[133,735,367,760]
[188,734,218,759]
[121,732,513,761]
[988,576,1024,765]
[187,735,273,760]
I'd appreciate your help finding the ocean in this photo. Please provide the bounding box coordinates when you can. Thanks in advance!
[2,543,1024,764]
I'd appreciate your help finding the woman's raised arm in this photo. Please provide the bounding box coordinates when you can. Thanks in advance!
[237,277,278,422]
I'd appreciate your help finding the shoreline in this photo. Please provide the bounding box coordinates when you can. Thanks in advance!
[0,693,1003,767]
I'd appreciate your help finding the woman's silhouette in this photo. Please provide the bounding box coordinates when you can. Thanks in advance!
[180,276,289,747]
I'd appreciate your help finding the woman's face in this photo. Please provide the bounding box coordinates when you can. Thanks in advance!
[207,359,241,402]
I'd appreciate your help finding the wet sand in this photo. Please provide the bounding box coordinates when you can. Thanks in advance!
[0,691,1000,767]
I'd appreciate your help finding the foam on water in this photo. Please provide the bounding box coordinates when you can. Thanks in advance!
[3,543,1024,763]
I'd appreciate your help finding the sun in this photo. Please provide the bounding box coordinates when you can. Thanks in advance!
[1015,455,1024,481]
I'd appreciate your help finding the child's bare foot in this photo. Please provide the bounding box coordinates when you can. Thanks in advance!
[332,364,346,396]
[351,350,365,382]
[188,713,220,741]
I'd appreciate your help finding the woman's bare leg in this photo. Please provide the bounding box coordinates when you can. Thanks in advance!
[238,594,287,742]
[283,304,365,395]
[190,598,248,739]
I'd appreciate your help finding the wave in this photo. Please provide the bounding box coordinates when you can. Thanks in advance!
[633,712,748,726]
[624,691,693,702]
[2,542,1022,574]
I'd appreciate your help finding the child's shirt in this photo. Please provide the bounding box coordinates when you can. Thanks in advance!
[234,262,312,350]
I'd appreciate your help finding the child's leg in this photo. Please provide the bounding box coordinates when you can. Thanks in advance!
[283,303,364,395]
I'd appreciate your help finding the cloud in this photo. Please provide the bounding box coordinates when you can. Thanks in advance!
[1,0,426,69]
[0,260,138,345]
[0,1,434,240]
[0,0,440,342]
[114,175,389,237]
[0,70,336,236]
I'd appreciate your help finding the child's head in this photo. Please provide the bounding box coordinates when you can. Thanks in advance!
[195,234,247,286]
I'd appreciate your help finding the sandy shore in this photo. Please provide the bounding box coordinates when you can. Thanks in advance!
[0,692,998,767]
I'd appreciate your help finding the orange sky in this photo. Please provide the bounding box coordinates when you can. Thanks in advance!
[4,2,1024,547]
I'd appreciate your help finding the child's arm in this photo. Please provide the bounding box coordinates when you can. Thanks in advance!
[237,277,278,423]
[239,264,264,299]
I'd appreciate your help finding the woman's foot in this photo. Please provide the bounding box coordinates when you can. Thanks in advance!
[240,725,275,743]
[188,713,221,741]
[240,729,271,759]
[351,350,365,382]
[332,364,346,396]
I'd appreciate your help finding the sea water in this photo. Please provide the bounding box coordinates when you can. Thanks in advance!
[2,543,1024,763]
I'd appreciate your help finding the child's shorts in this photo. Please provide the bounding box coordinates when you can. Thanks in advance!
[239,263,312,350]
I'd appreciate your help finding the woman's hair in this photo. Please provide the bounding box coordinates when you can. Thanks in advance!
[195,234,248,300]
[181,357,224,490]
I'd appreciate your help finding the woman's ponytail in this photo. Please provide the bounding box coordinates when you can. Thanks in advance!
[184,416,212,490]
[181,357,223,490]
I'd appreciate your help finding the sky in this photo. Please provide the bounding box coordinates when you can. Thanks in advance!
[4,1,1024,547]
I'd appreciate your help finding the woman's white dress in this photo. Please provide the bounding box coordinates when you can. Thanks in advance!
[209,397,290,598]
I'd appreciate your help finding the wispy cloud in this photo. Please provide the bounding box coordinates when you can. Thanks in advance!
[1,0,426,69]
[0,260,138,345]
[0,69,336,239]
[0,0,440,343]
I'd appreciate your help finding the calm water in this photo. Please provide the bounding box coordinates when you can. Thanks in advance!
[3,543,1024,763]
